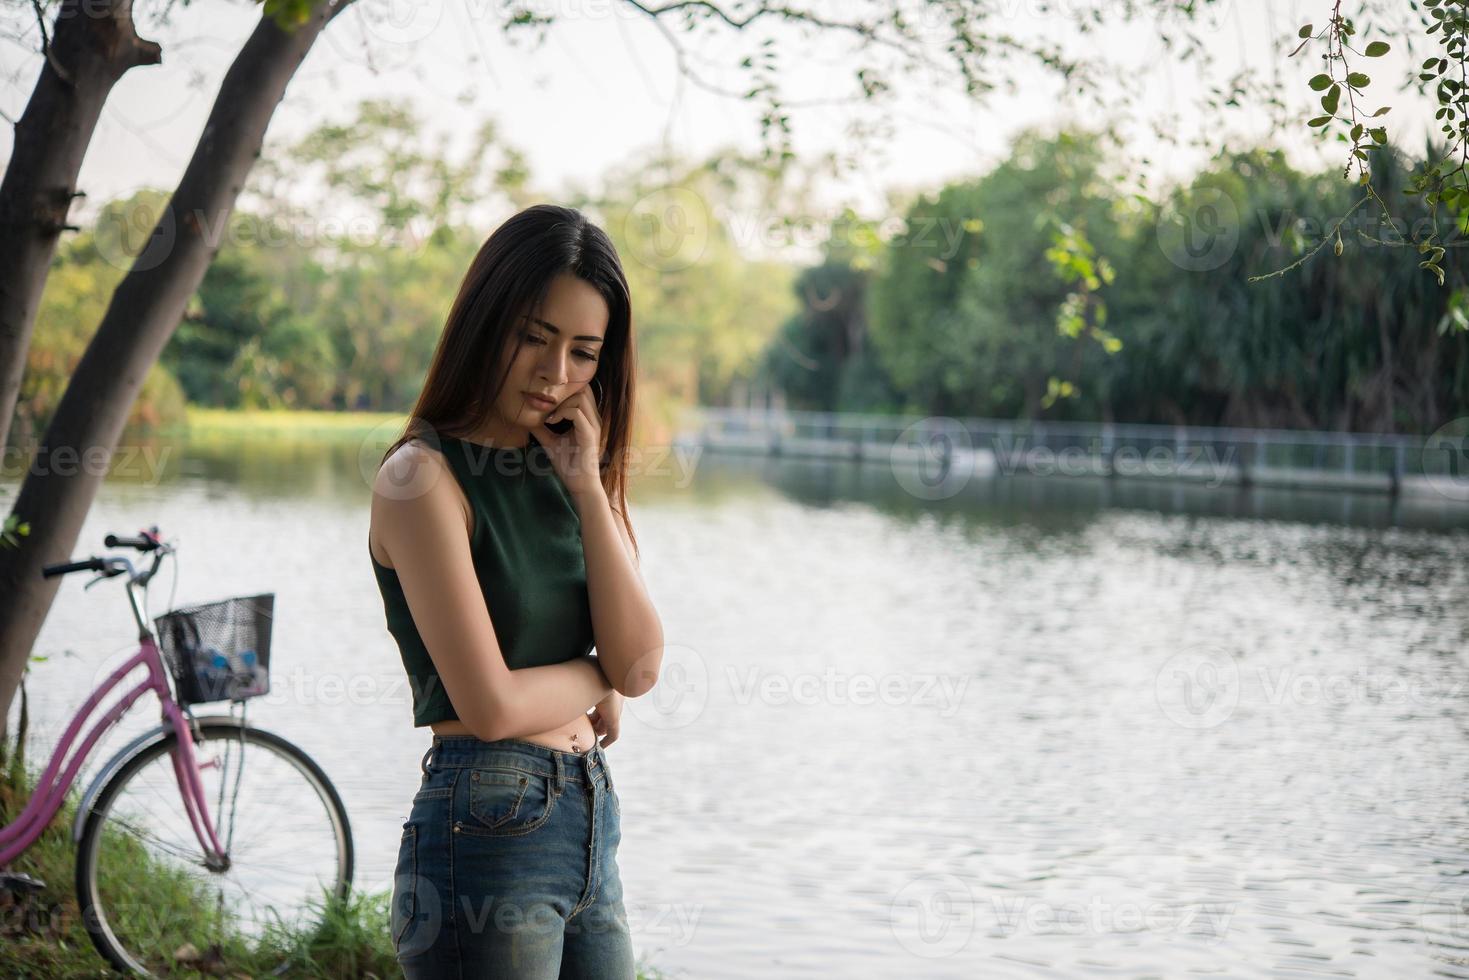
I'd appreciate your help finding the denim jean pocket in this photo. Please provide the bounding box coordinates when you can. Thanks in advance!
[463,767,558,836]
[391,824,418,949]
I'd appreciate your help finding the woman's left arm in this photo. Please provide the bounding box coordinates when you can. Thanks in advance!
[573,485,663,698]
[535,386,664,699]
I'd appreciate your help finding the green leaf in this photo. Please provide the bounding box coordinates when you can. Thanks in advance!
[1309,73,1333,91]
[1322,84,1341,114]
[1365,41,1390,57]
[1371,106,1392,117]
[1347,72,1371,89]
[1371,127,1388,144]
[1308,115,1332,127]
[1298,23,1313,38]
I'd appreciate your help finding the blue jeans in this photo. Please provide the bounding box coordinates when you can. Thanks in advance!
[392,735,636,978]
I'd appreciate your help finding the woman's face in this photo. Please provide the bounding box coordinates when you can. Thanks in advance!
[490,272,608,438]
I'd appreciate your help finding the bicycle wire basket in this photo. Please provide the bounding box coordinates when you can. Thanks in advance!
[153,593,274,705]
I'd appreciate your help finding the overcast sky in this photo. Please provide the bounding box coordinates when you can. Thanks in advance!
[0,0,1438,259]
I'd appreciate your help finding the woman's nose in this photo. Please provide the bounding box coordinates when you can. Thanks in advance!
[538,350,569,385]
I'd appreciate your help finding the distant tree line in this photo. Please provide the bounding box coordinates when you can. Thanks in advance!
[766,129,1469,433]
[17,121,1469,443]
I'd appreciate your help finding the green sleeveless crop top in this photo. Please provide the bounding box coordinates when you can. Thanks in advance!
[368,431,595,727]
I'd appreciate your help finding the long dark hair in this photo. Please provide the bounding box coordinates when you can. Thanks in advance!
[380,203,639,561]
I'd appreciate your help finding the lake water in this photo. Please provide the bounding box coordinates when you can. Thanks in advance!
[13,431,1469,978]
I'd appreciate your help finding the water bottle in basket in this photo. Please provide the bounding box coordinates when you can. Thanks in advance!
[156,594,274,705]
[206,647,267,700]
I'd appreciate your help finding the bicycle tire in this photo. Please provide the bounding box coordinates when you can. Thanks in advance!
[74,716,354,977]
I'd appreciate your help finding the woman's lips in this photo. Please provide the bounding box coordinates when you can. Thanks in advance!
[525,392,557,410]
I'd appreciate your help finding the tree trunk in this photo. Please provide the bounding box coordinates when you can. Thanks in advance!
[0,0,355,742]
[0,0,161,454]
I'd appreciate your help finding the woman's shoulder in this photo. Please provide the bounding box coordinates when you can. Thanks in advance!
[375,437,451,483]
[371,438,471,538]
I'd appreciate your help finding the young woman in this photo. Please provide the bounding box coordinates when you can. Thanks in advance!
[367,204,664,978]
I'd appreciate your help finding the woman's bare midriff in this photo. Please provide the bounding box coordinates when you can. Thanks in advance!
[431,714,598,754]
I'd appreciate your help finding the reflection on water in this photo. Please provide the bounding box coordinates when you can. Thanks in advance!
[14,429,1469,978]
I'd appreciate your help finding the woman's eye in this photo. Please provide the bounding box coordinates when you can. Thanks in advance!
[526,333,595,362]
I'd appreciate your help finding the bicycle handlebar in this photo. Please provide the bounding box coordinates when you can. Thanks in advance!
[42,525,169,587]
[105,529,161,552]
[42,557,108,578]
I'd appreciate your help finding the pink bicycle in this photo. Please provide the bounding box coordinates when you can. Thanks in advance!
[0,526,353,976]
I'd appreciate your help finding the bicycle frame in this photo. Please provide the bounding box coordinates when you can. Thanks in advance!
[0,585,228,869]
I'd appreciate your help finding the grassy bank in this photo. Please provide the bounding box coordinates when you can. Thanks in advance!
[172,407,407,442]
[1,754,669,978]
[173,405,684,449]
[0,750,402,978]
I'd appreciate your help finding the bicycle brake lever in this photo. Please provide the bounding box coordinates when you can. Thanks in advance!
[83,560,130,590]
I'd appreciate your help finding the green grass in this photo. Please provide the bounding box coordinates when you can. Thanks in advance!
[1,752,670,978]
[173,406,408,441]
[0,751,401,977]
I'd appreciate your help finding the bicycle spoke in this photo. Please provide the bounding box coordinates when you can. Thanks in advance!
[77,723,352,977]
[105,815,207,865]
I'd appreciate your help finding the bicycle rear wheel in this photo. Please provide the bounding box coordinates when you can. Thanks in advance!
[74,716,353,977]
